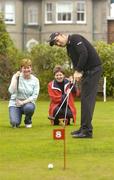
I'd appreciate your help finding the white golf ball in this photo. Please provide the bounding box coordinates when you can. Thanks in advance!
[48,163,53,169]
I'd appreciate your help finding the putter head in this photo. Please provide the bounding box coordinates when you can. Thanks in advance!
[59,119,65,127]
[48,116,55,120]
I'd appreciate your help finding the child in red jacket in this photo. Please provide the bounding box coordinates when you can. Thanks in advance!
[48,65,80,125]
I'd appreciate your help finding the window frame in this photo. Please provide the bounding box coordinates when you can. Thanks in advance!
[27,6,38,25]
[56,2,73,24]
[76,1,86,24]
[110,3,114,17]
[45,2,53,23]
[4,2,15,24]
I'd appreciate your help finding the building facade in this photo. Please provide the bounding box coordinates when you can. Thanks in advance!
[0,0,113,50]
[107,0,114,43]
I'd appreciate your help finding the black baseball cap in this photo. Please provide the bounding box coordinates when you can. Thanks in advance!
[48,32,60,46]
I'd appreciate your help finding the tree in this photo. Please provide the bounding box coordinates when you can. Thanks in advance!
[0,14,20,99]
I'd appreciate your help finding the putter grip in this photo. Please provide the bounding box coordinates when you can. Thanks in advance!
[17,76,19,91]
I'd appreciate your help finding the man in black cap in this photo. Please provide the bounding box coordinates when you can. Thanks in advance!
[48,32,102,138]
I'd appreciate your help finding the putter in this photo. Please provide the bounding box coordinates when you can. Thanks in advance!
[48,82,75,121]
[60,90,69,126]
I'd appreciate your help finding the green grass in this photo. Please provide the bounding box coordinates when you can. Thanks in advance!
[0,100,114,180]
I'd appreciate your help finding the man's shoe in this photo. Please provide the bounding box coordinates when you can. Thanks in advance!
[71,128,81,135]
[72,132,92,138]
[25,124,32,128]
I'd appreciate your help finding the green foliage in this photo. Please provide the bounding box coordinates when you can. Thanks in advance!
[0,14,14,55]
[94,41,114,96]
[0,14,23,99]
[30,44,71,94]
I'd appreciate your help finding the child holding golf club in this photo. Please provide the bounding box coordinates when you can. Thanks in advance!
[8,58,40,128]
[48,65,80,125]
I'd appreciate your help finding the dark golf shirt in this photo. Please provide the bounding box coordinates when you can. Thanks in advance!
[66,34,101,72]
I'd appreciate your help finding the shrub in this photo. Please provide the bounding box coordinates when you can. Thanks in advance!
[30,44,71,95]
[94,41,114,96]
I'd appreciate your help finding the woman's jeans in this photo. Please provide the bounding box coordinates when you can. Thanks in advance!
[9,103,35,127]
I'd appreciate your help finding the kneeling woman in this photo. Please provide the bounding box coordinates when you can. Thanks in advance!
[48,65,80,125]
[8,59,40,128]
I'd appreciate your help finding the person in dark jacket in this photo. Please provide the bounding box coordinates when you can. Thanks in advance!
[48,32,102,138]
[48,65,79,125]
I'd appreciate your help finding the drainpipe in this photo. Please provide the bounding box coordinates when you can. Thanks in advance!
[92,0,94,41]
[22,0,24,50]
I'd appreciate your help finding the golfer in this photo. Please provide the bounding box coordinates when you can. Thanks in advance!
[8,58,40,128]
[48,32,102,138]
[48,65,79,126]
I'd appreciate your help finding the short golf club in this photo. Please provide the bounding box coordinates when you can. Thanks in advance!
[48,82,75,121]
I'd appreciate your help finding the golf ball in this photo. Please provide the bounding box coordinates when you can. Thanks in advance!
[48,163,53,169]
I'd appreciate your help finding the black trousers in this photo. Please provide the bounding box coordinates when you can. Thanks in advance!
[80,66,102,133]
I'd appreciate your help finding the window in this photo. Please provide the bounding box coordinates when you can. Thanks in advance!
[28,6,38,25]
[56,2,72,23]
[76,1,86,23]
[45,3,53,23]
[5,2,15,24]
[110,1,114,17]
